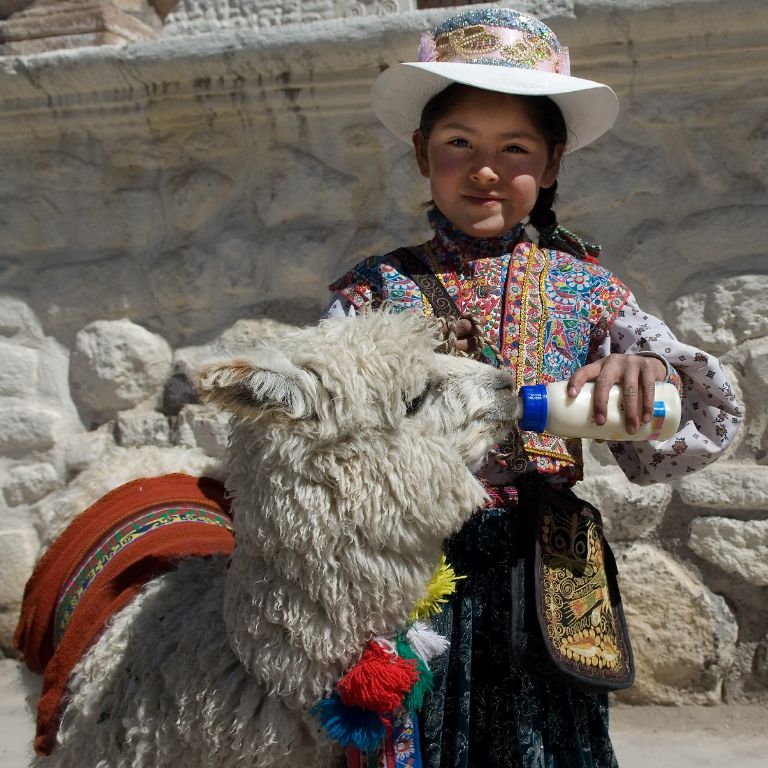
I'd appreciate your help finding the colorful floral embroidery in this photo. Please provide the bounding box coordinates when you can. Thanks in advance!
[327,218,742,487]
[328,219,631,479]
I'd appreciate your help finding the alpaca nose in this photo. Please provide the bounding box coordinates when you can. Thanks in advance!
[498,387,522,420]
[495,369,517,392]
[494,372,520,415]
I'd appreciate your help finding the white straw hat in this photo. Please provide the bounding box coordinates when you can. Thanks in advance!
[371,8,618,153]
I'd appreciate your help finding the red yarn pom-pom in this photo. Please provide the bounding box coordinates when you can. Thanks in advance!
[336,640,419,713]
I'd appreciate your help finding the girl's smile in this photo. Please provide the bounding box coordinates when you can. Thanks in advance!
[413,88,563,239]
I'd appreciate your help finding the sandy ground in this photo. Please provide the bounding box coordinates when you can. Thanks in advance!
[1,658,766,767]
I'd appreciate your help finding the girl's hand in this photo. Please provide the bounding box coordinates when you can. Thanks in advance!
[567,354,668,435]
[453,318,478,355]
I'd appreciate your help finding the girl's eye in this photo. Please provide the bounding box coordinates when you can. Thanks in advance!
[504,145,527,154]
[448,138,470,147]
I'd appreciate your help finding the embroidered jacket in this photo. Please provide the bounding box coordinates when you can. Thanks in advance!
[327,215,742,484]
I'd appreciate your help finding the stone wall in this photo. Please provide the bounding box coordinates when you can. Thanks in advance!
[0,0,766,703]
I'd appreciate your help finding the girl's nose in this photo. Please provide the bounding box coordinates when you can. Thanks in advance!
[471,165,499,184]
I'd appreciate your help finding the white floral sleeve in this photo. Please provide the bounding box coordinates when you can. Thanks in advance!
[590,293,743,484]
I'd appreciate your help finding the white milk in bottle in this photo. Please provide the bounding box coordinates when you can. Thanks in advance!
[518,381,681,441]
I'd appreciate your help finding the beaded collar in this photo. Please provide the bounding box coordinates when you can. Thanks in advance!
[427,208,524,264]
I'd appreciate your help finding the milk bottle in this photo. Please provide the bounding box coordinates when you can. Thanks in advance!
[518,381,681,441]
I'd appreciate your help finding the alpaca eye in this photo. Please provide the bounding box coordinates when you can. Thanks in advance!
[405,386,430,417]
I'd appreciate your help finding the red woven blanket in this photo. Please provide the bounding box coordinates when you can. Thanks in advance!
[13,473,234,755]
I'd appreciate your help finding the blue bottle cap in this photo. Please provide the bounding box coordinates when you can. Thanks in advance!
[518,384,548,432]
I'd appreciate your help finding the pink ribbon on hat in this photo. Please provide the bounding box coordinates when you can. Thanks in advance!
[418,23,570,76]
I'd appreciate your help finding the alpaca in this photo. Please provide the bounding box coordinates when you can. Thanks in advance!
[30,309,520,768]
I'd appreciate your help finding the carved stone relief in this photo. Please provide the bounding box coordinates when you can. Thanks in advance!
[163,0,411,33]
[0,0,183,54]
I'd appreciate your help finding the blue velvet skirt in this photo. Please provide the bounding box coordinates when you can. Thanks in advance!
[419,506,619,768]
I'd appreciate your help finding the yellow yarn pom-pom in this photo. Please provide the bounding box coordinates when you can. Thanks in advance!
[411,555,464,620]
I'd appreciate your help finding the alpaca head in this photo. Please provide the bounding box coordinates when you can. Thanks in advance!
[196,308,519,470]
[196,309,522,691]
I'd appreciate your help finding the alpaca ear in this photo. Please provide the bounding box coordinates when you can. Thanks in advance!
[196,353,317,420]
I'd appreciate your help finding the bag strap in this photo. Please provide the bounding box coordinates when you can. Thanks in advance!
[390,246,460,320]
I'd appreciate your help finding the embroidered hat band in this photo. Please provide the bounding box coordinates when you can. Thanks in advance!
[419,9,570,75]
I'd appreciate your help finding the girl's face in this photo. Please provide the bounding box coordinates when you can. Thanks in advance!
[413,88,563,239]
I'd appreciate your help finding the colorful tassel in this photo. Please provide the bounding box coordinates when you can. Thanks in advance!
[337,640,418,713]
[311,695,385,752]
[411,555,464,620]
[395,638,433,711]
[406,621,450,663]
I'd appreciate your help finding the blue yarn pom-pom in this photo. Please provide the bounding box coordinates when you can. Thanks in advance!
[311,696,385,751]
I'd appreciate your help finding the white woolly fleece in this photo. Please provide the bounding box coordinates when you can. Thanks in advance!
[42,309,519,768]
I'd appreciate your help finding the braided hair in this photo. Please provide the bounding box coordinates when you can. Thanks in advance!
[530,177,601,263]
[418,84,601,262]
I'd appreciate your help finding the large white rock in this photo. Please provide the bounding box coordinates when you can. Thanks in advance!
[676,464,768,510]
[31,341,85,453]
[115,408,171,448]
[174,403,230,457]
[0,342,38,397]
[0,525,39,648]
[69,319,173,423]
[689,517,768,586]
[2,461,60,506]
[614,542,738,704]
[0,404,59,457]
[745,339,768,386]
[669,275,768,354]
[575,468,672,541]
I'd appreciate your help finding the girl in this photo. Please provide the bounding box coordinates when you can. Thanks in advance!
[326,8,741,767]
